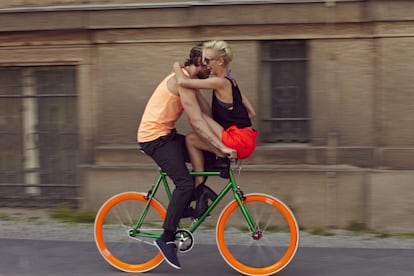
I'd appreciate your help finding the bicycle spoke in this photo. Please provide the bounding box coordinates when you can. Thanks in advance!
[216,193,299,276]
[94,192,165,273]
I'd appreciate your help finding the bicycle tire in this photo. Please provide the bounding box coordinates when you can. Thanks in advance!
[94,192,166,273]
[216,193,299,276]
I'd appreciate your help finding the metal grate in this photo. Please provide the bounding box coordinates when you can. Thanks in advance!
[0,66,79,207]
[261,40,309,143]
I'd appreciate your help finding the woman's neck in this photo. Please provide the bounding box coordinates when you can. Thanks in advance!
[215,66,229,78]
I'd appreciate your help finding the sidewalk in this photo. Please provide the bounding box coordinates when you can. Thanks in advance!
[1,208,414,249]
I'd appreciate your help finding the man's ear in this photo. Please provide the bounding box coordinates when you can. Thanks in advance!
[196,56,203,66]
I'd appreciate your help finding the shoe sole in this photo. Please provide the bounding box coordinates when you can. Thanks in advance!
[153,241,181,270]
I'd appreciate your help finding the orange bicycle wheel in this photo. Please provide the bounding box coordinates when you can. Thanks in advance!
[216,193,299,276]
[94,192,166,273]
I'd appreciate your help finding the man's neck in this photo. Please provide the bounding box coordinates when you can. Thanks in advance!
[183,66,193,78]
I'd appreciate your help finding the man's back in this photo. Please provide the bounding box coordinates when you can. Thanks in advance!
[137,73,183,143]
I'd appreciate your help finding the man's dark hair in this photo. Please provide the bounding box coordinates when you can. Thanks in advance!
[184,43,203,66]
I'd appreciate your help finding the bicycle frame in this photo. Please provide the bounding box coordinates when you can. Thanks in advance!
[130,168,257,239]
[95,165,299,275]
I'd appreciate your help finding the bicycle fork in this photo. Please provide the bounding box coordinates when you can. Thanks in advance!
[229,174,263,240]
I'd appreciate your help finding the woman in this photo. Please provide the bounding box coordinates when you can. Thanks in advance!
[173,40,257,193]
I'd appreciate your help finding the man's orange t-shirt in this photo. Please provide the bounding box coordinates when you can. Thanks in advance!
[137,73,183,143]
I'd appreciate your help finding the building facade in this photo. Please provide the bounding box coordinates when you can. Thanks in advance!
[1,0,414,232]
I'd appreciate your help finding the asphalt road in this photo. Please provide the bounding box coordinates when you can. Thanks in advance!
[1,239,413,276]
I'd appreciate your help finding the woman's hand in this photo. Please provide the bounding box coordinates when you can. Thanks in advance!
[248,110,257,120]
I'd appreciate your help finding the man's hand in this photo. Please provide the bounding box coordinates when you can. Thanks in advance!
[222,147,237,160]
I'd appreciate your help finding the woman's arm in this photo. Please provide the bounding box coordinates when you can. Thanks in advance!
[241,93,257,120]
[173,62,224,90]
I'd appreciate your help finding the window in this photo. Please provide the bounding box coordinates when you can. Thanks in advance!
[260,40,309,143]
[0,66,78,206]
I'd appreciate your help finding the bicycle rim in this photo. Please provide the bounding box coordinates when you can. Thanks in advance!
[94,192,166,273]
[216,193,299,276]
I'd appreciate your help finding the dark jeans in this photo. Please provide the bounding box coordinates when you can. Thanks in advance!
[139,130,193,233]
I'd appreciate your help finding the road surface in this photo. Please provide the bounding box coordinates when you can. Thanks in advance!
[1,238,413,276]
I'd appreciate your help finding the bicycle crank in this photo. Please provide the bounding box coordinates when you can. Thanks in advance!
[175,229,194,253]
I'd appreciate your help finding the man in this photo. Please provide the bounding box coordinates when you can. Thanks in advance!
[137,44,236,269]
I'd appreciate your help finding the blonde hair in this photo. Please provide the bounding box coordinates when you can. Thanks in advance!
[203,40,233,65]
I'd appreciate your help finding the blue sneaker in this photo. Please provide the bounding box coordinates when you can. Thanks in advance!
[154,238,181,269]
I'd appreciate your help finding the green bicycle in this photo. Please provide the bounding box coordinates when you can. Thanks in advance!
[94,164,299,276]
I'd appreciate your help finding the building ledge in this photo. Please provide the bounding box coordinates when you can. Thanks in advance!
[0,1,362,14]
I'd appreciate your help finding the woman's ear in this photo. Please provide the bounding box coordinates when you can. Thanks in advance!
[218,57,225,66]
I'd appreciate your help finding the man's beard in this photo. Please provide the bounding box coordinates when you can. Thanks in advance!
[197,70,210,79]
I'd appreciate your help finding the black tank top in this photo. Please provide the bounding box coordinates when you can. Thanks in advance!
[212,77,252,129]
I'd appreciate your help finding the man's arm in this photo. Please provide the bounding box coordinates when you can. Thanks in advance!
[196,90,212,116]
[172,63,212,116]
[178,85,236,158]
